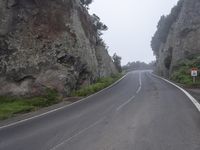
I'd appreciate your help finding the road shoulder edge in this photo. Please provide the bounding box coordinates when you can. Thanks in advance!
[0,73,128,129]
[151,73,200,112]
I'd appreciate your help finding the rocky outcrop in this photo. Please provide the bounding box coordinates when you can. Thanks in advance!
[152,0,200,77]
[0,0,117,96]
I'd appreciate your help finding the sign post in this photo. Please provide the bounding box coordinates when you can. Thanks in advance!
[191,68,198,83]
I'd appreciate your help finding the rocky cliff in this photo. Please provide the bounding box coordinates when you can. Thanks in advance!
[152,0,200,77]
[0,0,117,96]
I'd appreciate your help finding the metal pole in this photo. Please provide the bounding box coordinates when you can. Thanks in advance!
[193,76,196,84]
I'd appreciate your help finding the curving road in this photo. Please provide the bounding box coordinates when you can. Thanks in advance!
[0,71,200,150]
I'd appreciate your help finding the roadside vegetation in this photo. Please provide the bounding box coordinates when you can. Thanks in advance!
[71,73,123,97]
[171,56,200,86]
[0,74,123,120]
[0,89,60,120]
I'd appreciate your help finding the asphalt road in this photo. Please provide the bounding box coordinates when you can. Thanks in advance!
[0,71,200,150]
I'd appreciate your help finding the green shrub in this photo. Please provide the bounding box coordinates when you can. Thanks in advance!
[171,56,200,85]
[0,73,123,120]
[71,73,123,97]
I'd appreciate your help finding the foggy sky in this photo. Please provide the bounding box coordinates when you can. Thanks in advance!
[89,0,179,65]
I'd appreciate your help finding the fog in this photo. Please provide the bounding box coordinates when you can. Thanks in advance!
[90,0,179,65]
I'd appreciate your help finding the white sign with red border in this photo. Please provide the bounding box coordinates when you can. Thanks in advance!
[191,68,198,77]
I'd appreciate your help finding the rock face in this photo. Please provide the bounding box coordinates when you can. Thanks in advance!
[0,0,117,96]
[152,0,200,77]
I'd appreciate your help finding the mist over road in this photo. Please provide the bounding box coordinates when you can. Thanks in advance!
[0,71,200,150]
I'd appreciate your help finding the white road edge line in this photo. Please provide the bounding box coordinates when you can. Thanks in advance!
[0,74,128,130]
[50,117,105,150]
[151,73,200,112]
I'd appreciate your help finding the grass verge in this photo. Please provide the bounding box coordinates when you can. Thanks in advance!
[71,73,123,97]
[0,89,60,120]
[0,74,123,120]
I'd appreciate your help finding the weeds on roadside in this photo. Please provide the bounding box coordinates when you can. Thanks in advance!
[0,74,123,120]
[0,88,60,120]
[171,56,200,86]
[71,73,123,97]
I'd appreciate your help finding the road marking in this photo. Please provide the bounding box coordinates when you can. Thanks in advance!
[152,73,200,112]
[0,74,128,130]
[139,72,142,86]
[117,72,142,111]
[50,103,116,150]
[136,86,141,94]
[116,95,135,111]
[50,117,105,150]
[136,72,142,94]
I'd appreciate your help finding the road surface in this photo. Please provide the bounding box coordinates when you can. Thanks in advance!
[0,71,200,150]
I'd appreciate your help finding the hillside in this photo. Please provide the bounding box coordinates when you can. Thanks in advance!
[152,0,200,82]
[0,0,117,96]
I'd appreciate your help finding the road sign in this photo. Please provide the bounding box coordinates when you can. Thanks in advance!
[191,68,198,77]
[191,68,198,83]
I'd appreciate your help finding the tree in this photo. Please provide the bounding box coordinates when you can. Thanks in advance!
[80,0,93,7]
[112,53,122,72]
[122,61,155,71]
[91,14,108,37]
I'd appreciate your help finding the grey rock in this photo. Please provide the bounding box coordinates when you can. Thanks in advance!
[155,0,200,77]
[0,0,117,96]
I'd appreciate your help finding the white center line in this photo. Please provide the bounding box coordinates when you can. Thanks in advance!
[116,95,136,111]
[117,72,142,111]
[136,72,142,94]
[136,86,141,94]
[50,117,105,150]
[139,72,142,86]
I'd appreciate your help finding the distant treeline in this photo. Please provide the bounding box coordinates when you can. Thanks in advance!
[123,61,155,72]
